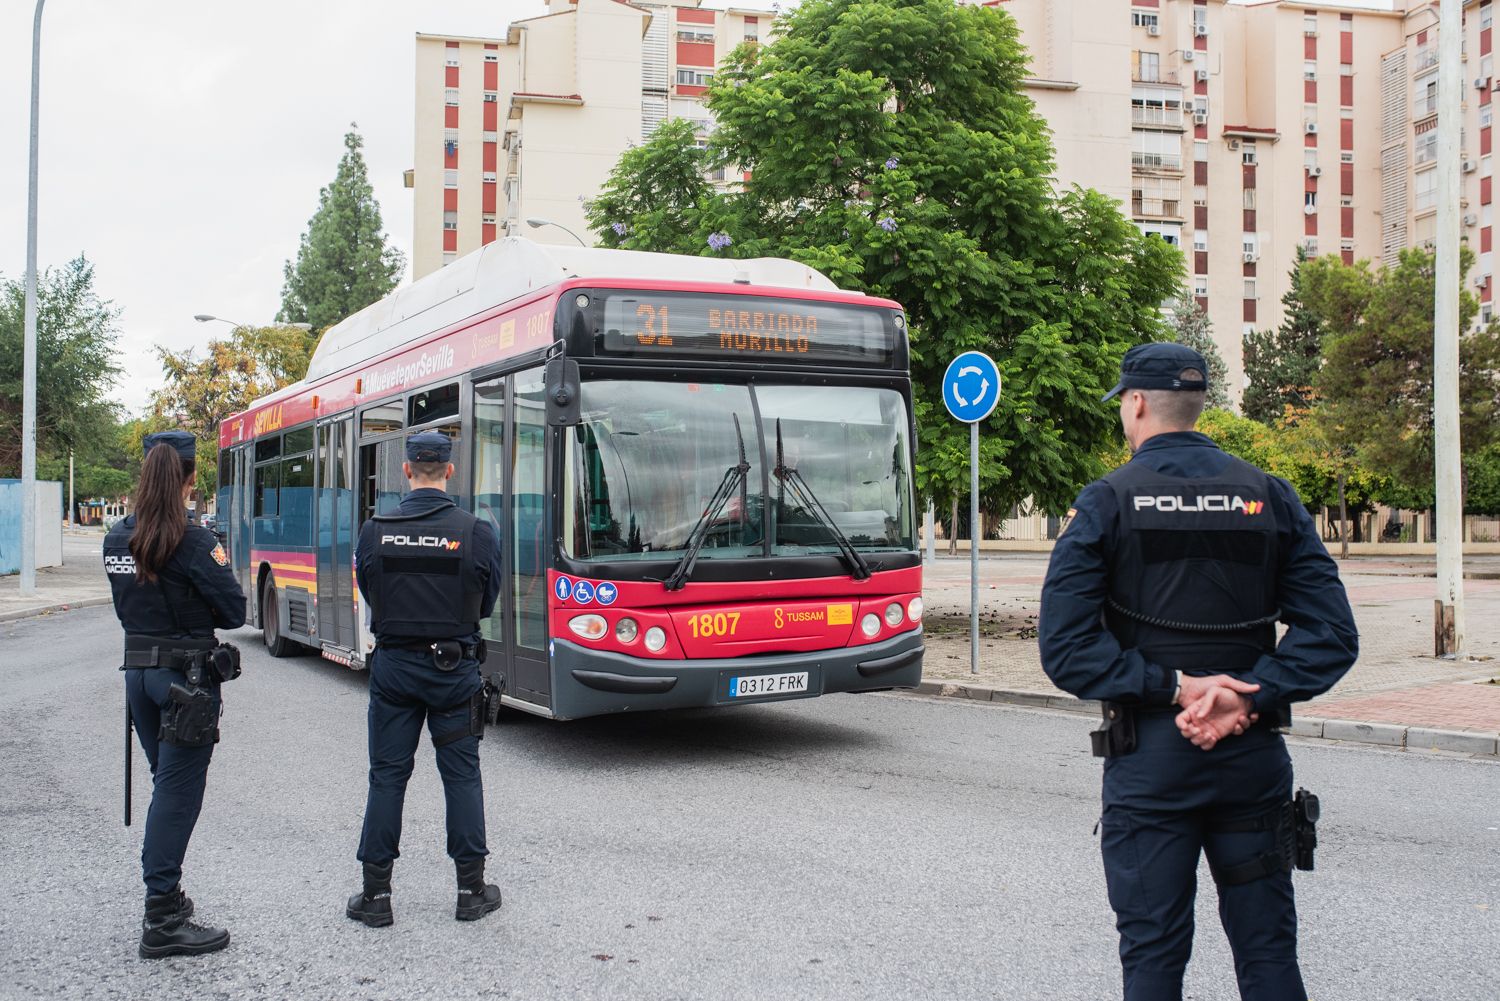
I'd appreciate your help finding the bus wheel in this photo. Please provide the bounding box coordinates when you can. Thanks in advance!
[261,579,297,658]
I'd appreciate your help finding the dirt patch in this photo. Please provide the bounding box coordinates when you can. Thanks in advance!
[924,611,1038,641]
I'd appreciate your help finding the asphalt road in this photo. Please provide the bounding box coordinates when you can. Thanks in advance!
[0,606,1496,1001]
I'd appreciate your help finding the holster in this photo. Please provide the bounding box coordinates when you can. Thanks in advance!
[159,683,220,748]
[1207,787,1319,886]
[1090,702,1138,758]
[433,676,503,748]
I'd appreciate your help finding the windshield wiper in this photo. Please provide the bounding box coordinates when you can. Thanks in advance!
[664,414,751,591]
[772,419,872,581]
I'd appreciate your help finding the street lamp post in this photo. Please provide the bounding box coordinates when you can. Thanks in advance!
[20,0,47,596]
[194,314,312,332]
[525,217,588,247]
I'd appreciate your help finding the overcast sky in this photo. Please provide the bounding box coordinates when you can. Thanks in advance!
[0,0,550,416]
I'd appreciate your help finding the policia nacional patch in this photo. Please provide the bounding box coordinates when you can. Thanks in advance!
[1057,508,1077,537]
[211,543,230,567]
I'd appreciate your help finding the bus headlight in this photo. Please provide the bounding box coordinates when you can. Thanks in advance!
[643,626,667,653]
[860,613,882,638]
[615,617,639,643]
[884,602,904,628]
[907,597,924,622]
[568,614,607,640]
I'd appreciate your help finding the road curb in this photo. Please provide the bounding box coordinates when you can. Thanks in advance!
[908,681,1500,758]
[0,596,113,623]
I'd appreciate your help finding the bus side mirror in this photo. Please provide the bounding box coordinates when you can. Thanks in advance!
[545,357,581,427]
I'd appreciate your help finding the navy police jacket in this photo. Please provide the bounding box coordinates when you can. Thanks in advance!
[104,517,247,639]
[1039,431,1359,716]
[354,488,503,646]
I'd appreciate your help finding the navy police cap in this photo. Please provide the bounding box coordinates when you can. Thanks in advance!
[143,430,196,460]
[406,431,453,463]
[1101,342,1209,402]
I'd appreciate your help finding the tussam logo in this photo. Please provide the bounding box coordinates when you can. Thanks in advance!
[1133,495,1265,515]
[381,534,461,551]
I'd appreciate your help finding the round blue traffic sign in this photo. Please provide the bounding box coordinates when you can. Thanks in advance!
[554,576,573,601]
[942,351,1001,423]
[573,580,596,605]
[595,581,618,606]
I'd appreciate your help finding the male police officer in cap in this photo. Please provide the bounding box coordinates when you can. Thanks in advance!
[346,430,504,926]
[1038,343,1358,1001]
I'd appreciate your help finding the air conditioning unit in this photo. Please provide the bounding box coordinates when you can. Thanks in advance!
[1194,24,1209,37]
[1465,212,1479,226]
[1479,274,1491,288]
[1305,121,1319,134]
[1464,159,1478,172]
[1308,165,1323,177]
[1182,49,1196,61]
[1478,77,1492,90]
[1193,111,1209,125]
[1243,251,1259,263]
[1227,139,1241,150]
[1147,23,1161,36]
[1304,204,1318,215]
[1195,68,1210,82]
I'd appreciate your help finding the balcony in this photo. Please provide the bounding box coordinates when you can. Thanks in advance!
[1132,197,1183,218]
[1413,47,1438,73]
[1132,69,1180,85]
[1132,105,1185,128]
[1414,95,1438,119]
[1132,152,1184,171]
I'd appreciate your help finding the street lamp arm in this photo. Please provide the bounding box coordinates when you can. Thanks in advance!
[525,217,588,247]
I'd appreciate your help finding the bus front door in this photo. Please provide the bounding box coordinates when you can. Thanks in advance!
[316,417,356,653]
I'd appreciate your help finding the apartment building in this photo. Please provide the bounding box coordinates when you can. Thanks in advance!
[410,0,770,278]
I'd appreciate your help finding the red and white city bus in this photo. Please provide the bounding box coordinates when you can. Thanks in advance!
[218,238,924,719]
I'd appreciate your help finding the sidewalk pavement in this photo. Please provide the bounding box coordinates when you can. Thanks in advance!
[916,553,1500,757]
[0,529,111,623]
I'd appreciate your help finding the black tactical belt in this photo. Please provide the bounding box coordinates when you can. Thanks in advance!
[121,635,216,670]
[379,640,485,660]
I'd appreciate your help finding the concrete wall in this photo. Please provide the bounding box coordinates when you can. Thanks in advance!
[0,480,64,575]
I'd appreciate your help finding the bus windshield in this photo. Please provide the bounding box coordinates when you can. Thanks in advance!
[565,380,913,563]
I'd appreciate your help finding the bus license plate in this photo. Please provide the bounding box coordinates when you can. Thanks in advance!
[727,672,809,699]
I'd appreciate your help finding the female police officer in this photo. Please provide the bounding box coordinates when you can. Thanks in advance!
[105,431,246,958]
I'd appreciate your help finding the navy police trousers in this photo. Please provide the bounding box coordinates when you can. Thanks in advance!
[1100,714,1304,1001]
[357,646,487,866]
[126,668,219,898]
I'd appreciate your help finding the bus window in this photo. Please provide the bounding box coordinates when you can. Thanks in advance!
[473,378,505,647]
[283,426,314,455]
[361,401,404,437]
[279,453,314,548]
[253,461,281,545]
[409,382,460,426]
[255,435,282,464]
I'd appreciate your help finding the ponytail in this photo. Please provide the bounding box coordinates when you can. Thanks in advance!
[130,442,195,583]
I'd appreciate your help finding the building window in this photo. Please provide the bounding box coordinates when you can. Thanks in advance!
[484,52,498,63]
[1305,191,1318,210]
[1134,51,1161,83]
[1132,175,1182,217]
[1305,149,1320,171]
[445,51,460,68]
[444,169,459,188]
[1304,14,1318,35]
[676,67,713,87]
[1132,129,1182,169]
[1484,3,1494,31]
[1341,196,1353,207]
[1194,96,1209,116]
[1415,130,1438,166]
[1414,76,1438,118]
[1132,10,1159,29]
[1415,168,1437,211]
[1483,304,1494,326]
[1193,8,1208,32]
[1193,140,1208,162]
[445,88,460,106]
[443,211,458,231]
[1340,63,1354,77]
[482,213,496,225]
[1193,275,1209,296]
[1243,187,1257,210]
[1483,105,1495,130]
[1193,230,1208,251]
[1303,237,1318,255]
[1304,61,1317,81]
[1193,185,1208,205]
[1244,278,1258,299]
[676,29,714,43]
[483,91,498,103]
[1242,144,1258,165]
[1243,233,1259,256]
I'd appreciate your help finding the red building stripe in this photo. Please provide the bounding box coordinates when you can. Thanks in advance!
[1341,74,1354,106]
[1341,162,1354,196]
[1341,118,1354,149]
[482,102,497,131]
[444,188,458,212]
[483,142,497,172]
[1340,31,1353,62]
[482,183,496,214]
[445,66,459,88]
[1305,35,1317,59]
[484,61,498,90]
[676,7,715,23]
[445,106,459,129]
[443,229,457,252]
[482,223,497,245]
[1342,206,1354,238]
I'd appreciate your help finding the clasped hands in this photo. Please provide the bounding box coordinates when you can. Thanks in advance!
[1174,673,1261,751]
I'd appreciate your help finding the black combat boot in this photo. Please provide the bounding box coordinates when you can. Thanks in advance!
[454,858,502,921]
[165,885,194,921]
[346,861,394,928]
[139,893,229,959]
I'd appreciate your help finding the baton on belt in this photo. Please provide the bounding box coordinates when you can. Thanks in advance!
[124,700,133,827]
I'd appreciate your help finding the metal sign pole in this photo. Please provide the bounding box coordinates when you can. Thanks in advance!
[970,421,979,675]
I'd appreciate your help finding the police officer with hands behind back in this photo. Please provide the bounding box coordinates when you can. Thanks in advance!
[347,430,504,928]
[105,431,246,959]
[1038,344,1359,1001]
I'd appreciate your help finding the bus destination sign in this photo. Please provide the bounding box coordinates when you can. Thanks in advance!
[598,292,895,365]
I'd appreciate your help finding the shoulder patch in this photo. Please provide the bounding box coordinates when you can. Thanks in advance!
[1057,508,1077,537]
[211,543,230,567]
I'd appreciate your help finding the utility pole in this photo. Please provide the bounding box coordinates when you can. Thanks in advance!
[1433,0,1464,656]
[20,0,47,596]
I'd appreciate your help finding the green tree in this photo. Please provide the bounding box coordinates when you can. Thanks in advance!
[587,120,718,253]
[1306,247,1500,507]
[1242,248,1325,425]
[279,127,405,331]
[152,324,317,497]
[0,257,122,476]
[585,0,1182,521]
[1167,300,1231,411]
